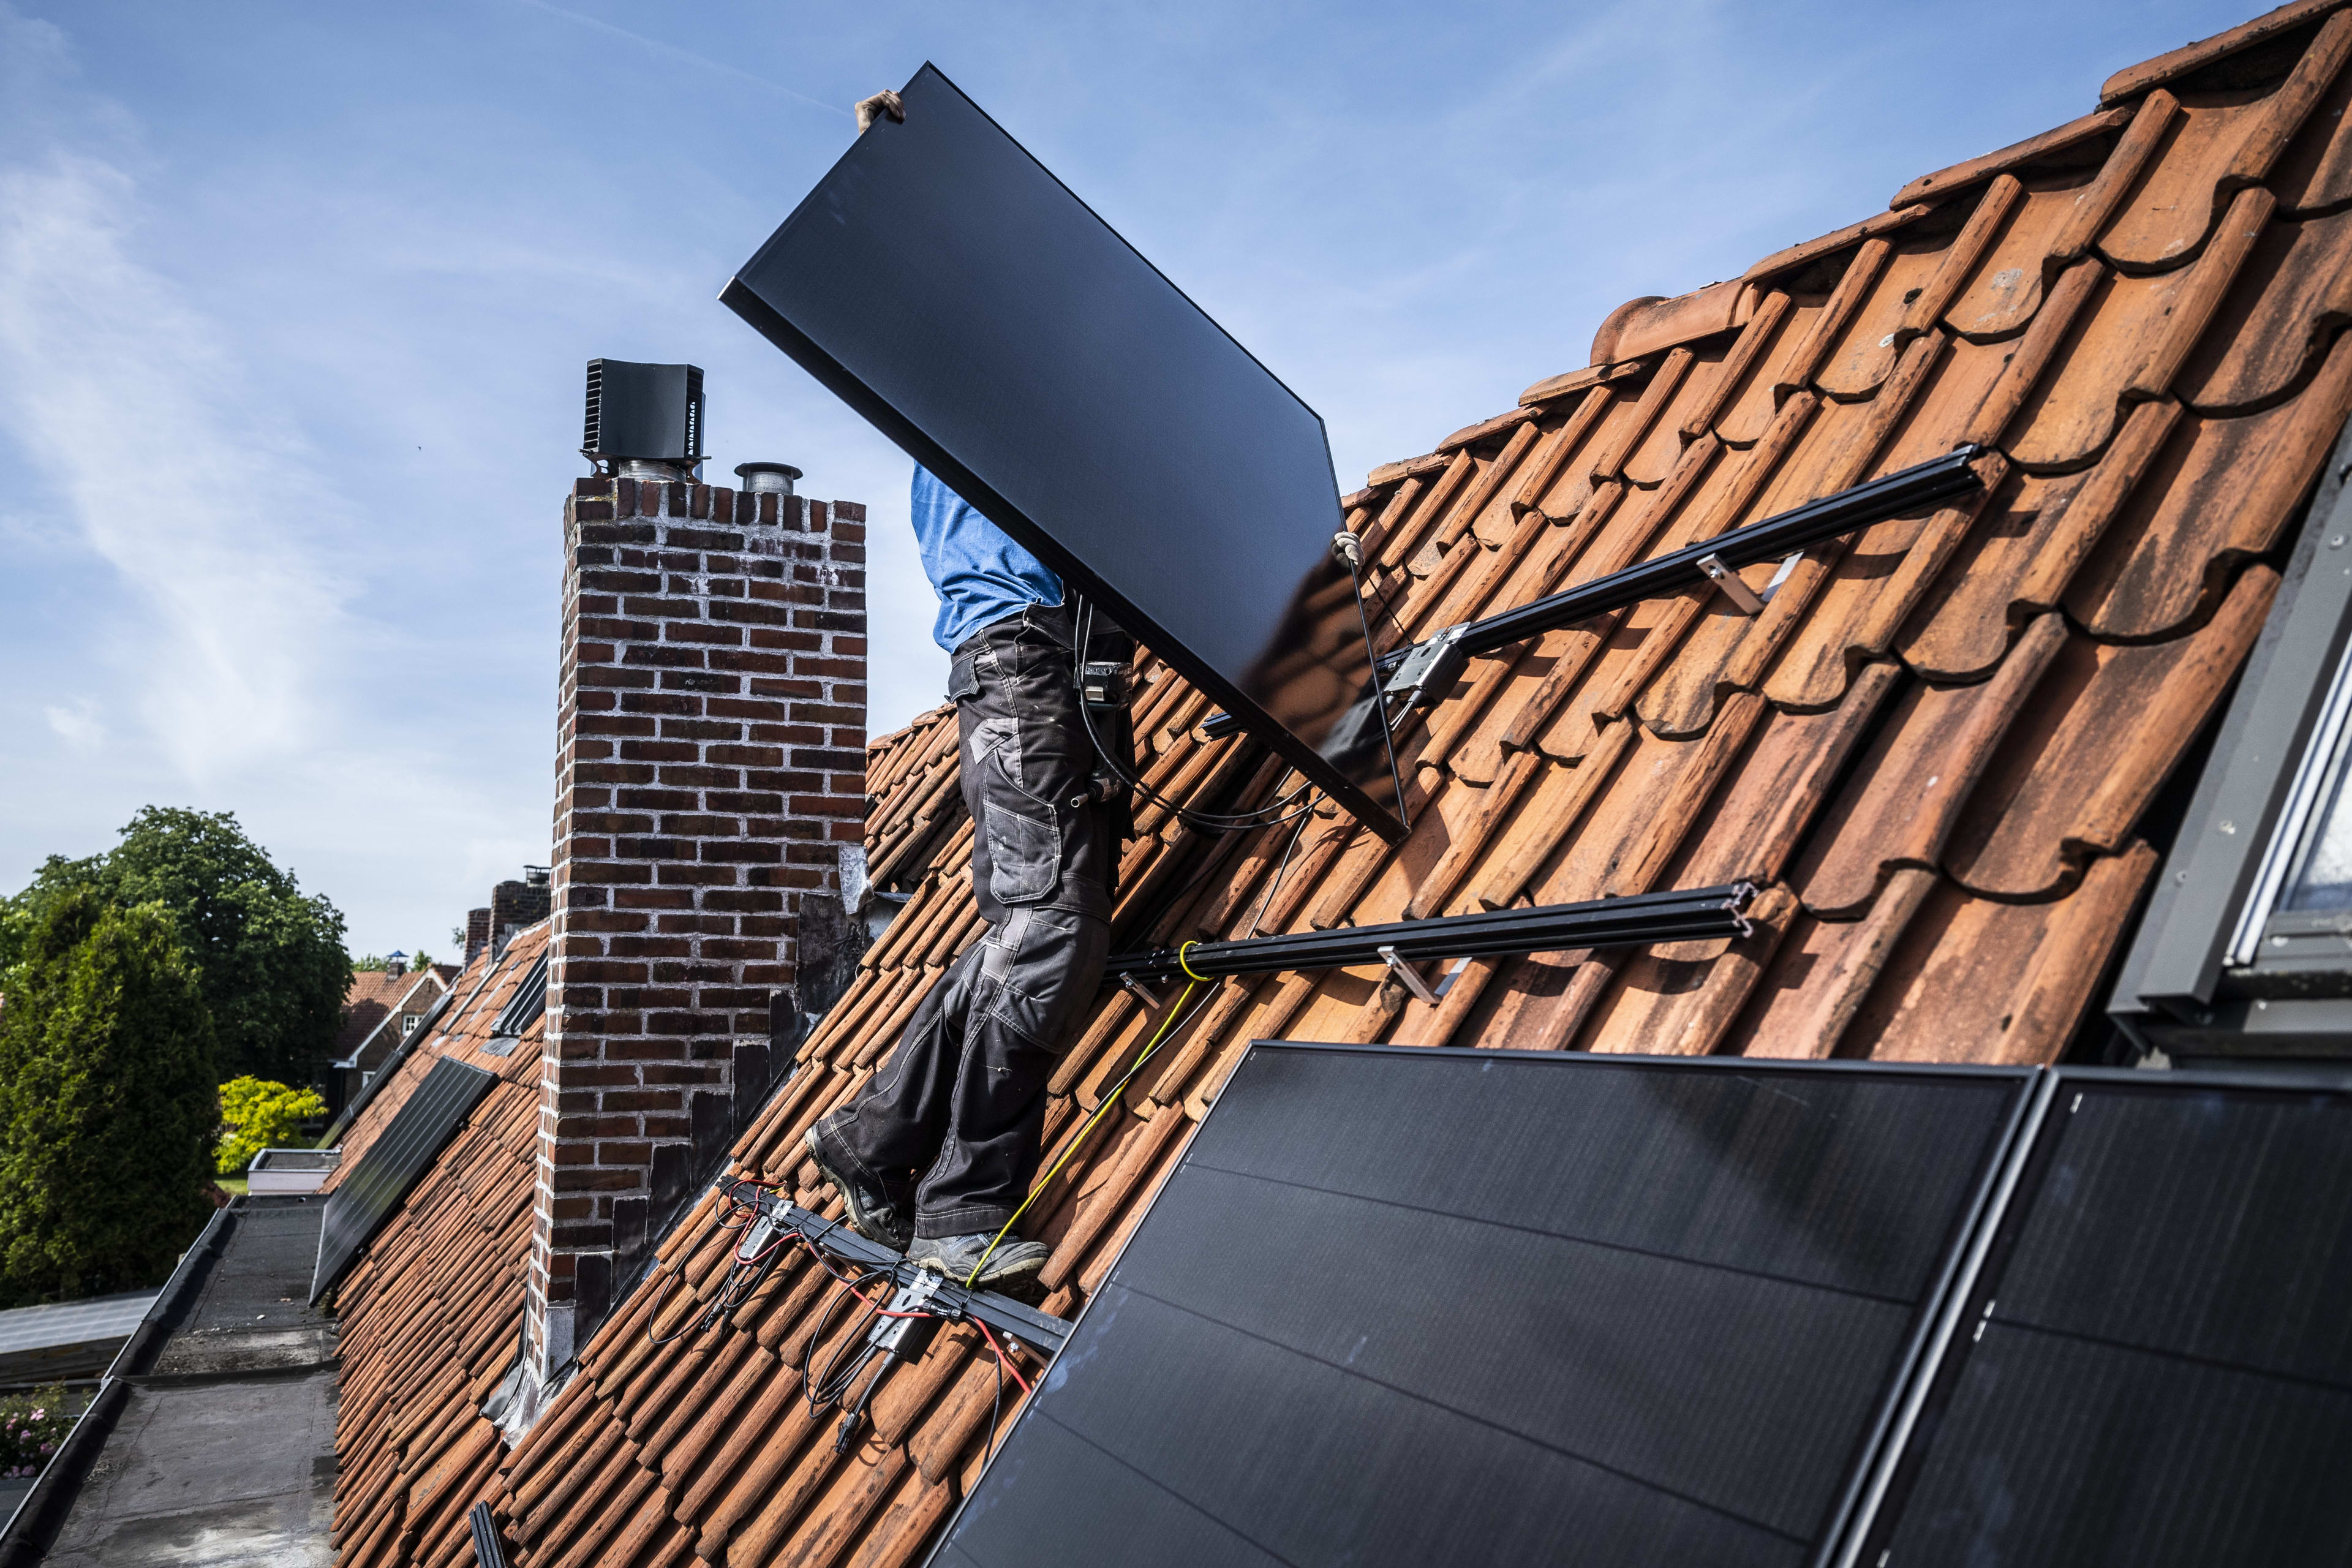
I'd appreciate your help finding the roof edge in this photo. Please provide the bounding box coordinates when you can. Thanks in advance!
[1891,104,2135,208]
[2100,0,2348,104]
[1743,202,1937,285]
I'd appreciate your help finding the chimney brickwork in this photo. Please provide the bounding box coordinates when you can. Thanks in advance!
[529,473,867,1376]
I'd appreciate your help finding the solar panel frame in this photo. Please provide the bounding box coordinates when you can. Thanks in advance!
[1839,1065,2352,1568]
[309,1055,497,1303]
[721,64,1406,841]
[930,1043,2040,1568]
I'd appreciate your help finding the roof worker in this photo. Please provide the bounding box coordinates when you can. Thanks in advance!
[804,86,1121,1298]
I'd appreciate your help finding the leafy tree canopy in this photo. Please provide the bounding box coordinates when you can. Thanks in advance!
[0,891,219,1305]
[215,1076,327,1177]
[1,808,349,1084]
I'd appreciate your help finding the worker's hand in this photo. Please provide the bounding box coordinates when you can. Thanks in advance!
[854,90,905,134]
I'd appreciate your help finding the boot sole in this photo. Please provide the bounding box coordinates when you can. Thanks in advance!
[801,1126,911,1254]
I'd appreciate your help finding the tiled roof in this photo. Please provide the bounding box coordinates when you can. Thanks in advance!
[335,7,2352,1564]
[334,967,454,1067]
[862,704,963,897]
[326,926,548,1568]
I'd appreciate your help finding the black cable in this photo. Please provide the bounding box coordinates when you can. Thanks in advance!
[1245,804,1316,940]
[1072,597,1324,832]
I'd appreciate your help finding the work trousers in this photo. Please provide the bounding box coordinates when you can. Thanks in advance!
[815,606,1112,1238]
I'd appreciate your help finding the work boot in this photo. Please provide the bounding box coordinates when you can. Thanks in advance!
[802,1125,911,1254]
[909,1232,1051,1294]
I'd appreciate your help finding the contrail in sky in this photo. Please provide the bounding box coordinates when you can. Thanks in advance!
[502,0,850,119]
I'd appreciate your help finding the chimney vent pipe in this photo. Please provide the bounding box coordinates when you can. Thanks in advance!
[734,462,801,496]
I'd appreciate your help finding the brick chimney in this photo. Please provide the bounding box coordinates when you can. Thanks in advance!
[464,907,492,967]
[491,868,553,957]
[527,467,867,1378]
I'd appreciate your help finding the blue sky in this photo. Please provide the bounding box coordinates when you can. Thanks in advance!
[0,0,2266,956]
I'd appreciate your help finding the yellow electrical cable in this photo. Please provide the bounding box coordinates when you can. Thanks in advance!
[962,972,1203,1287]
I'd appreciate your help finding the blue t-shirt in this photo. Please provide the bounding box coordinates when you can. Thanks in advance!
[910,464,1063,652]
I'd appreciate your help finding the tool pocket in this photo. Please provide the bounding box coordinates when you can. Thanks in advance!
[946,651,982,703]
[983,800,1058,906]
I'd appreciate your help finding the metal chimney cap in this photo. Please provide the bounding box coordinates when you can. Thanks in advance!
[734,462,802,495]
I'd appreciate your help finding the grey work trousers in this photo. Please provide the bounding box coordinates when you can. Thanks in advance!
[814,605,1113,1238]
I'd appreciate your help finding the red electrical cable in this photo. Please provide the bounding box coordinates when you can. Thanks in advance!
[973,1317,1033,1398]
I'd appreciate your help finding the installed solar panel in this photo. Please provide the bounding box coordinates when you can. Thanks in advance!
[1852,1071,2352,1567]
[932,1044,2032,1568]
[310,1055,496,1302]
[722,65,1403,840]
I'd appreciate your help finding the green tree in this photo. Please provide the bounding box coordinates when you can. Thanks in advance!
[214,1076,328,1177]
[0,891,219,1305]
[0,809,349,1084]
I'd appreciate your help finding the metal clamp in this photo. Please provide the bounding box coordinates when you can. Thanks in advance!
[1377,945,1442,1006]
[1119,974,1163,1009]
[1697,554,1767,616]
[1381,622,1471,711]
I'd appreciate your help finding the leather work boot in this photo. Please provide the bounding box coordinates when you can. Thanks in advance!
[909,1232,1051,1295]
[802,1125,912,1254]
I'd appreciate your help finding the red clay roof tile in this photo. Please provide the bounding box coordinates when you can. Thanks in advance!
[331,10,2352,1564]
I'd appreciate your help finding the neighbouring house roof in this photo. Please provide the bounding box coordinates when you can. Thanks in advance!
[323,5,2352,1565]
[0,1292,156,1387]
[334,967,456,1071]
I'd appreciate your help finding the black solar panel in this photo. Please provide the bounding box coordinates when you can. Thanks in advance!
[309,1055,496,1302]
[1855,1072,2352,1567]
[722,65,1401,839]
[488,952,548,1052]
[933,1044,2031,1568]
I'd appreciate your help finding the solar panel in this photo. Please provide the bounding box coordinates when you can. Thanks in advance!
[310,1055,496,1303]
[932,1044,2032,1568]
[722,65,1404,840]
[1851,1071,2352,1567]
[487,952,548,1052]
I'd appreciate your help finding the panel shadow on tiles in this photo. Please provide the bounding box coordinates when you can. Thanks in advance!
[1858,1072,2352,1568]
[311,1056,497,1303]
[933,1042,2032,1568]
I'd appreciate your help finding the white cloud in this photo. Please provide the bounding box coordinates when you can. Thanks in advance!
[42,698,102,752]
[0,146,351,779]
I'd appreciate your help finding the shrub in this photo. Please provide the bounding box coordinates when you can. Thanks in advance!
[216,1076,328,1177]
[0,1385,86,1478]
[0,891,219,1304]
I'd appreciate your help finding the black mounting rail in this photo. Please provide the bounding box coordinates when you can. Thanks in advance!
[750,1194,1073,1358]
[1109,883,1757,986]
[1379,446,1986,708]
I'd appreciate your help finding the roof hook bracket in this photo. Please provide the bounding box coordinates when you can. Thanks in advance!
[1119,974,1163,1010]
[1697,554,1768,616]
[1377,944,1443,1006]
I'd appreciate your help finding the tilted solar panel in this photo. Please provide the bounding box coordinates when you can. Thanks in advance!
[310,1055,497,1303]
[932,1044,2032,1568]
[722,65,1403,840]
[1851,1071,2352,1567]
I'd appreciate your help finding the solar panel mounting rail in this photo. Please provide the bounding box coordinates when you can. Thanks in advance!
[1107,882,1756,986]
[1378,445,1986,709]
[752,1194,1072,1357]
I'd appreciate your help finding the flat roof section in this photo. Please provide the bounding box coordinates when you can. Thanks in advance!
[41,1198,337,1568]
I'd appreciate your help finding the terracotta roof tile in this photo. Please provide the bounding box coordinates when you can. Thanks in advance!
[331,10,2352,1564]
[2101,0,2349,107]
